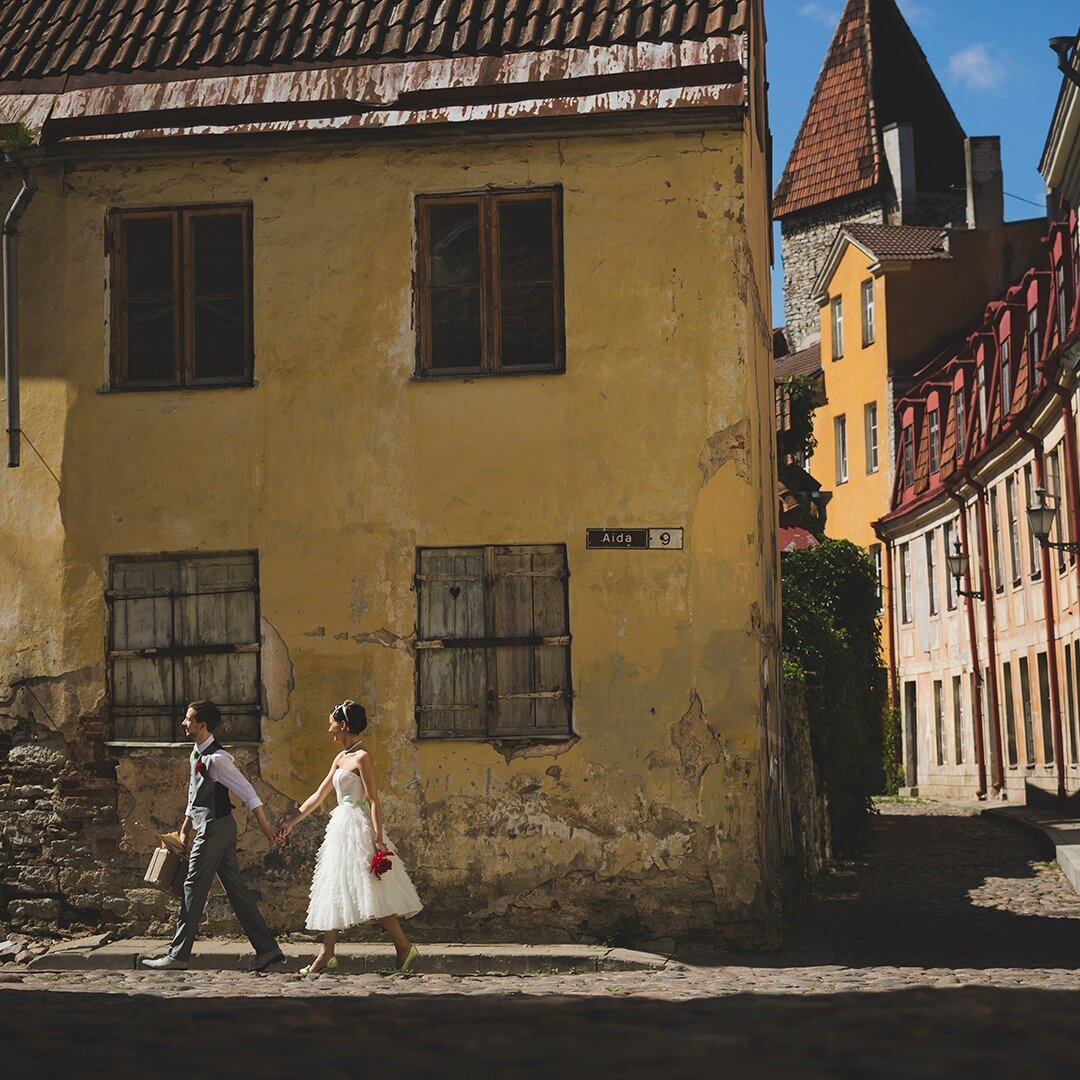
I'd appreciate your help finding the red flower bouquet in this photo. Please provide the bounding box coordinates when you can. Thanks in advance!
[370,849,394,878]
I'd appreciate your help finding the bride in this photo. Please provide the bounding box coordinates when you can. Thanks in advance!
[279,700,422,974]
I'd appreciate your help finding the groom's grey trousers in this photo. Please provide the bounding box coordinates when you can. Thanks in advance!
[168,810,277,961]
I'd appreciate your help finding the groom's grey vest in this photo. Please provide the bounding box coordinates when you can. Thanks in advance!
[188,740,233,822]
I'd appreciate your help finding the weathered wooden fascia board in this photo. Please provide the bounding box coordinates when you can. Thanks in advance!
[0,38,748,147]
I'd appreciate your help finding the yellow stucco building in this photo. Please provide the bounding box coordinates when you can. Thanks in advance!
[0,3,812,947]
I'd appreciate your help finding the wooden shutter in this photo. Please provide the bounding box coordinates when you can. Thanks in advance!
[490,546,570,735]
[109,560,180,740]
[180,554,260,740]
[416,548,487,736]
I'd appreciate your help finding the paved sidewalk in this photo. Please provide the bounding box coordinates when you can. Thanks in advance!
[984,804,1080,896]
[27,939,669,975]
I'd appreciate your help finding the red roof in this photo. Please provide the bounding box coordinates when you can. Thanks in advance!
[845,224,948,261]
[779,526,819,553]
[774,341,822,384]
[0,0,749,85]
[773,0,965,219]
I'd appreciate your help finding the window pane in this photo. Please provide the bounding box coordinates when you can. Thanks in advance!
[126,301,177,383]
[429,203,480,286]
[193,296,246,380]
[500,283,556,367]
[429,287,483,368]
[124,218,174,300]
[191,214,244,296]
[499,200,553,282]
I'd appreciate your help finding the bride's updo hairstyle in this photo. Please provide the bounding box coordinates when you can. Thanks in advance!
[332,700,368,734]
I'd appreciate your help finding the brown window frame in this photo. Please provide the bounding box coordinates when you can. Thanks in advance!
[415,188,565,378]
[109,204,254,390]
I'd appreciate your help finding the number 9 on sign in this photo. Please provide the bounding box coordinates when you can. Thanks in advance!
[647,528,683,550]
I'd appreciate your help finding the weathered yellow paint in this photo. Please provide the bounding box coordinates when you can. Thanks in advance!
[0,121,787,942]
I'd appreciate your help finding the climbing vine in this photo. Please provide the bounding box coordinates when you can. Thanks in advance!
[779,374,818,464]
[781,539,887,856]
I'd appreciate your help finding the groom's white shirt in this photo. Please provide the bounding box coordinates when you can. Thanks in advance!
[186,735,263,814]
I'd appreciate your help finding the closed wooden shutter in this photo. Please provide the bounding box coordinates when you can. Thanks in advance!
[108,552,260,742]
[416,548,487,736]
[110,560,181,740]
[415,544,571,738]
[490,546,570,735]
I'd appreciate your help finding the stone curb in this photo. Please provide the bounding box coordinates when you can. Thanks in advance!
[28,939,673,975]
[983,806,1080,897]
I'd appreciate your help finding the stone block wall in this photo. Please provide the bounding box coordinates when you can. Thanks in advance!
[780,192,885,349]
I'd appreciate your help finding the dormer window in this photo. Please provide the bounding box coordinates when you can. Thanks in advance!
[928,409,940,473]
[954,391,966,461]
[903,425,915,488]
[1000,337,1012,415]
[1027,307,1040,384]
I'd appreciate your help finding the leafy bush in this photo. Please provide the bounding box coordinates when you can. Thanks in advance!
[880,703,904,797]
[782,539,887,856]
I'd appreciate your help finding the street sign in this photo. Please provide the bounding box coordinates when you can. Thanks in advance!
[586,528,684,550]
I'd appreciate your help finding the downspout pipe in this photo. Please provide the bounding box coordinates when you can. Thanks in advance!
[1017,428,1068,801]
[971,479,1006,791]
[4,157,37,468]
[948,488,988,798]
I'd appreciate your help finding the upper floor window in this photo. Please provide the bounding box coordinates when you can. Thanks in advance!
[1027,307,1040,385]
[1006,474,1022,584]
[869,542,883,613]
[830,296,844,359]
[925,529,938,617]
[864,402,879,473]
[1024,463,1040,578]
[954,392,966,461]
[902,425,915,488]
[928,409,940,473]
[861,278,875,346]
[416,189,564,377]
[900,542,912,623]
[944,519,957,610]
[834,414,848,484]
[1000,338,1012,415]
[107,551,261,742]
[110,206,252,390]
[1058,265,1070,346]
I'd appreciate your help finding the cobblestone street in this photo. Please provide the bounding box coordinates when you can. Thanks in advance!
[4,801,1080,1077]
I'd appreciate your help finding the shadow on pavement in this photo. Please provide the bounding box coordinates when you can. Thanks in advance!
[3,985,1079,1078]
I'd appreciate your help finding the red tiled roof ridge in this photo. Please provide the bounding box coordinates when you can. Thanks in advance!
[773,0,965,220]
[773,0,875,219]
[774,340,822,383]
[0,0,749,85]
[843,222,948,259]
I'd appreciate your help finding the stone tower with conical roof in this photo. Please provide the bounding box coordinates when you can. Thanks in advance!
[775,0,972,348]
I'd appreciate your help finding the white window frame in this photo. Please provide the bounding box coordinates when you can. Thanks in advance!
[864,402,879,473]
[834,414,848,484]
[831,296,844,360]
[861,278,875,347]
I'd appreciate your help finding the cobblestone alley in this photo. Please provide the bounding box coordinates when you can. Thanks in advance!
[3,801,1079,1078]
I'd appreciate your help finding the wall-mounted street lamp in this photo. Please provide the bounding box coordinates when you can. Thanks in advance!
[1027,488,1080,554]
[947,541,985,600]
[1049,36,1080,90]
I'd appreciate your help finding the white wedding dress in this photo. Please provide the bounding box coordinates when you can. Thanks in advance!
[305,768,423,931]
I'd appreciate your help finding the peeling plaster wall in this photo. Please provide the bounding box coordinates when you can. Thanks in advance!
[1,122,805,946]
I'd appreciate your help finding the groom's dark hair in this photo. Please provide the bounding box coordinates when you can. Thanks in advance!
[188,700,222,733]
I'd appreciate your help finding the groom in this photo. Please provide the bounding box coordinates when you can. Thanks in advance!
[142,700,285,972]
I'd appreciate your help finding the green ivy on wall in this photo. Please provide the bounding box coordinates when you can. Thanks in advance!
[782,539,887,856]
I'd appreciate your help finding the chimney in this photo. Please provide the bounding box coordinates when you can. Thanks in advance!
[965,136,1003,230]
[883,122,917,224]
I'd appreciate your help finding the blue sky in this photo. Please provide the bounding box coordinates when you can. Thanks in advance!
[767,0,1080,324]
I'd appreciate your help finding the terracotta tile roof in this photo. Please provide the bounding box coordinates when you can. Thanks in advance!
[845,223,948,261]
[773,0,875,219]
[0,0,748,84]
[773,0,965,219]
[774,341,821,383]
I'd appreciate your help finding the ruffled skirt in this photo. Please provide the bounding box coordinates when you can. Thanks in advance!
[305,803,423,931]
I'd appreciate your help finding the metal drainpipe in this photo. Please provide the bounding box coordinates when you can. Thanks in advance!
[971,480,1006,791]
[1017,428,1068,800]
[4,158,37,468]
[948,487,988,797]
[884,537,899,711]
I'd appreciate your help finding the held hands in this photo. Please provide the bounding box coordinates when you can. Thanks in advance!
[275,816,300,844]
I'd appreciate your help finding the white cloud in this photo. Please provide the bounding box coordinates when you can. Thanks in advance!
[799,3,841,28]
[898,0,934,26]
[948,43,1007,93]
